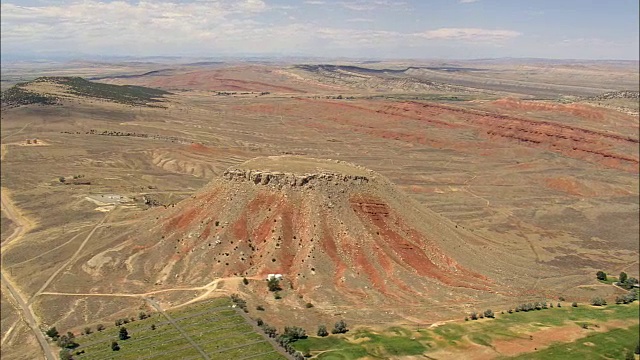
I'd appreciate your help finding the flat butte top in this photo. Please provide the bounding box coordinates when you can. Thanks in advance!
[233,155,373,177]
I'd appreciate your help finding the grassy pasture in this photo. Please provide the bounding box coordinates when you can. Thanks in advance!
[292,302,639,359]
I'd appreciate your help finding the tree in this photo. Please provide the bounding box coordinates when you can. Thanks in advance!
[317,325,329,337]
[243,277,249,285]
[118,327,129,340]
[256,318,264,326]
[45,326,60,340]
[59,349,72,360]
[484,309,495,318]
[283,326,307,342]
[111,341,120,351]
[620,272,628,284]
[635,342,640,354]
[332,320,348,334]
[96,324,105,332]
[267,278,282,292]
[56,335,78,349]
[596,271,607,281]
[262,325,277,337]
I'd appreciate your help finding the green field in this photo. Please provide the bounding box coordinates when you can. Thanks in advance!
[292,302,640,359]
[510,324,639,360]
[66,298,284,360]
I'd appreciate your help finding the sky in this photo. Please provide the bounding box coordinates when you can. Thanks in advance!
[1,0,639,60]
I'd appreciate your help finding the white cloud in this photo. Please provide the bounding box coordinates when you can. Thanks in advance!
[0,1,521,57]
[304,1,326,4]
[337,0,407,11]
[347,18,374,22]
[418,28,521,42]
[459,0,479,3]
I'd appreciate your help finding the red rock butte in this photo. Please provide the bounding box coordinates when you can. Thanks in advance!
[112,156,512,306]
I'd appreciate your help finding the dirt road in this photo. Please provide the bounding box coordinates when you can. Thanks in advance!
[0,144,54,359]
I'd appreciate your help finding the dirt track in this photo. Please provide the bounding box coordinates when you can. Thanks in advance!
[1,146,54,360]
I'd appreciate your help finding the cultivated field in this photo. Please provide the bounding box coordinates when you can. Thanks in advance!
[66,297,284,360]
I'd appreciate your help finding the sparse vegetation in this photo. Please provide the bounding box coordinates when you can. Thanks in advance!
[1,86,58,107]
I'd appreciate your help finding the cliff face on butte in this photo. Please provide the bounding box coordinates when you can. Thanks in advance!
[88,156,518,307]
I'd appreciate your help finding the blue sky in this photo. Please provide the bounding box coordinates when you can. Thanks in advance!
[1,0,638,60]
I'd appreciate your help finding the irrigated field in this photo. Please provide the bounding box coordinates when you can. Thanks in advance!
[291,302,640,359]
[69,298,284,360]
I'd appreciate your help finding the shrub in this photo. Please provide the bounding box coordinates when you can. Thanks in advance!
[470,312,478,320]
[305,303,314,308]
[557,303,561,308]
[572,302,578,307]
[332,320,348,334]
[256,318,264,326]
[111,341,120,351]
[464,317,469,321]
[150,324,156,330]
[274,292,282,300]
[484,309,495,318]
[317,325,329,337]
[138,311,148,320]
[267,278,282,292]
[243,277,249,285]
[96,324,105,332]
[83,327,92,335]
[591,297,607,306]
[256,305,265,311]
[596,271,607,281]
[625,349,635,360]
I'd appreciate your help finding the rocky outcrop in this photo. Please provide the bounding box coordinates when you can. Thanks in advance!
[222,168,371,189]
[587,90,640,100]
